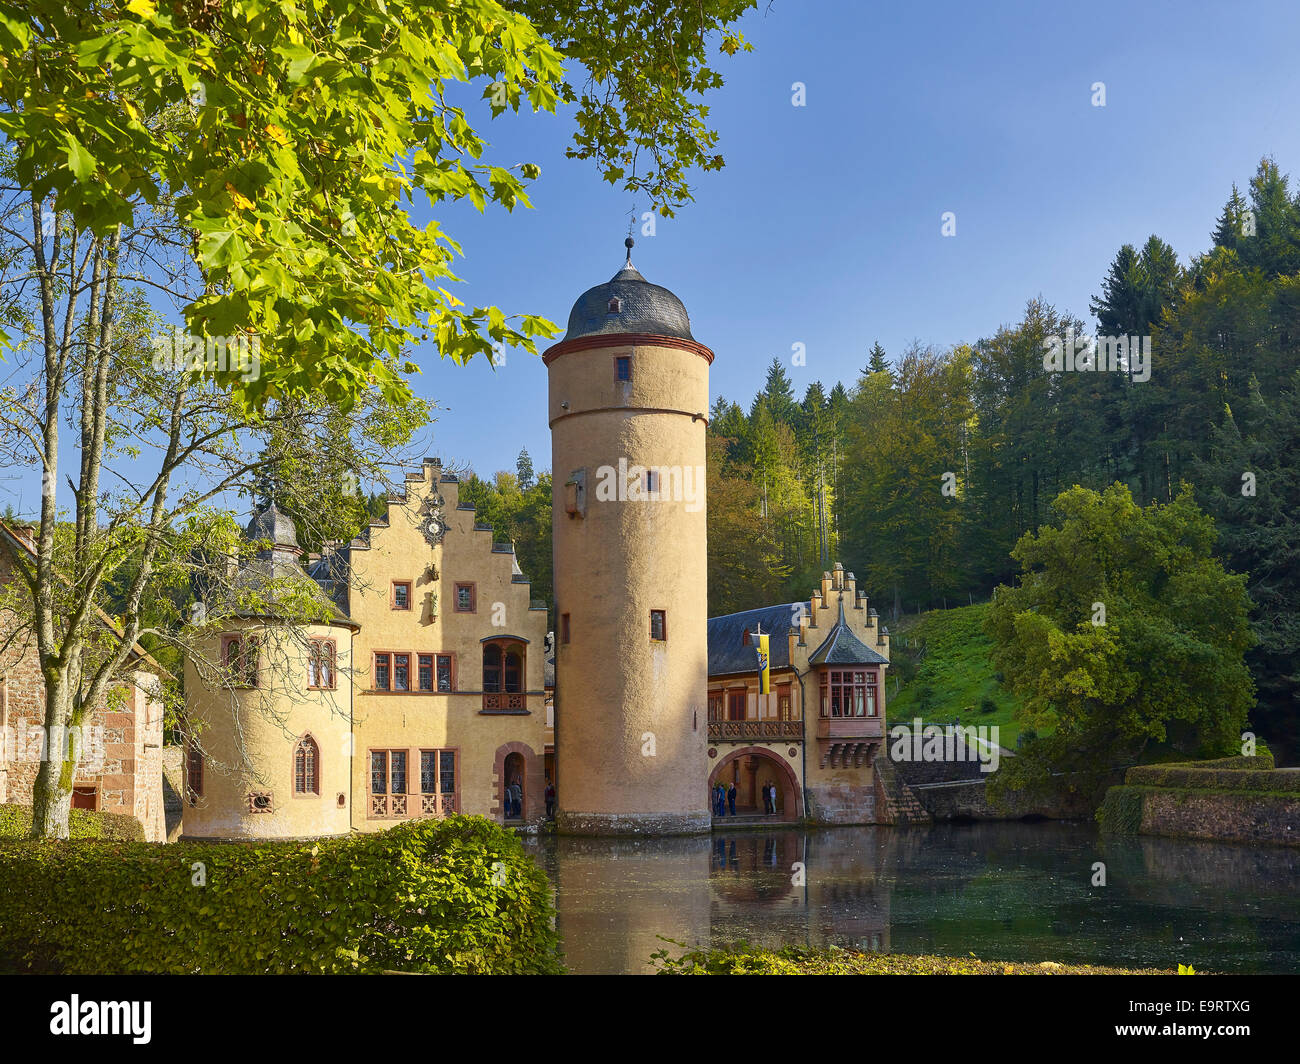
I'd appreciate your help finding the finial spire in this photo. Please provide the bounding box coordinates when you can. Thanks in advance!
[624,235,634,267]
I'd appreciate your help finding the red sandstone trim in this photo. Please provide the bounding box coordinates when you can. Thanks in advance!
[708,745,803,821]
[542,332,715,365]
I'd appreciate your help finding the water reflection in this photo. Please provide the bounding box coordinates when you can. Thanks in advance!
[523,822,1300,974]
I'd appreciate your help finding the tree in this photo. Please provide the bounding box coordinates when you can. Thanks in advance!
[705,437,788,614]
[754,357,798,427]
[1195,376,1300,760]
[0,0,756,410]
[985,484,1255,806]
[0,0,757,836]
[516,447,536,491]
[865,340,890,377]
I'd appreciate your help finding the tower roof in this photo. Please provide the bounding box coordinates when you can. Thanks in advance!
[245,501,300,552]
[807,599,889,667]
[559,237,694,342]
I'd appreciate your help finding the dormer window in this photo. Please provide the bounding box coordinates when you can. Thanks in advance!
[608,296,622,313]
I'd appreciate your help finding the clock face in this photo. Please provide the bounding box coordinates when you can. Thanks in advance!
[420,494,448,547]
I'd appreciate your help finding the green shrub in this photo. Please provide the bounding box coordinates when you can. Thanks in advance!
[1096,786,1146,834]
[0,803,144,841]
[0,814,561,974]
[979,698,997,715]
[1124,764,1299,793]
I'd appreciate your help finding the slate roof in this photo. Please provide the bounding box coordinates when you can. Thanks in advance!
[707,602,803,676]
[560,239,694,342]
[708,597,888,677]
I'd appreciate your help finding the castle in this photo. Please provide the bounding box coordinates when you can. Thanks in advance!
[172,240,890,839]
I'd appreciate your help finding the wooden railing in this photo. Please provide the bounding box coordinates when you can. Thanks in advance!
[815,715,884,740]
[369,793,458,819]
[482,692,526,711]
[708,719,804,741]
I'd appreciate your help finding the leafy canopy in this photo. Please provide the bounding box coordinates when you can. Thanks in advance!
[0,0,753,410]
[985,483,1255,796]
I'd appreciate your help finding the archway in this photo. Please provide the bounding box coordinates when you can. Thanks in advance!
[708,746,802,821]
[503,751,525,821]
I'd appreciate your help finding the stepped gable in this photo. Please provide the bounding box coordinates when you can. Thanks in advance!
[808,599,889,667]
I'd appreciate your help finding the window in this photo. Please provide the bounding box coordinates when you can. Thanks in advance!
[392,581,411,610]
[419,749,459,815]
[560,613,570,644]
[483,644,501,692]
[420,749,457,796]
[454,582,476,612]
[608,296,622,313]
[650,609,667,641]
[616,356,631,381]
[482,640,525,708]
[294,736,320,795]
[820,670,878,718]
[222,634,259,687]
[778,683,793,721]
[186,741,203,803]
[418,654,433,691]
[708,694,723,721]
[374,652,391,691]
[393,653,410,692]
[645,469,659,494]
[436,654,453,692]
[371,750,407,795]
[727,690,746,722]
[307,639,336,689]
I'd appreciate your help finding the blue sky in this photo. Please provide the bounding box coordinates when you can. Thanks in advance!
[5,0,1300,517]
[419,0,1300,481]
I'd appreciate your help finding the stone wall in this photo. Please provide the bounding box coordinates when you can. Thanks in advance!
[1135,788,1300,846]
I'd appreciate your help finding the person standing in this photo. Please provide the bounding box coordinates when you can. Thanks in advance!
[544,779,556,819]
[727,782,737,816]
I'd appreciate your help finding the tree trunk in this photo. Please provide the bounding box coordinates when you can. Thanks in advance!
[30,683,75,839]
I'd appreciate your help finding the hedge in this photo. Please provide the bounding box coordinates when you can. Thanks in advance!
[1123,764,1300,793]
[0,803,145,841]
[1096,785,1145,834]
[0,814,561,974]
[650,943,1175,975]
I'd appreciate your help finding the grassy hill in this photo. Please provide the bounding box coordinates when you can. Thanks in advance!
[884,602,1026,748]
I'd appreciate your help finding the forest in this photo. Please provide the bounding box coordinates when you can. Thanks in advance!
[465,156,1300,754]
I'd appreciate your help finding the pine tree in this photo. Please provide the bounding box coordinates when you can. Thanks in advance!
[757,356,799,426]
[865,340,890,376]
[516,447,535,491]
[1211,183,1249,251]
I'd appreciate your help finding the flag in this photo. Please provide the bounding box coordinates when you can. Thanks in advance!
[756,633,770,694]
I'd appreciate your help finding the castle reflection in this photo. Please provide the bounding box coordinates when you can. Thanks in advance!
[523,821,1300,975]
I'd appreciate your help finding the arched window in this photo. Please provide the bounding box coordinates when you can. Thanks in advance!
[294,735,320,795]
[482,640,527,710]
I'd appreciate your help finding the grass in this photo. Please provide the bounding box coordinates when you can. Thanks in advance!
[886,603,1027,748]
[650,943,1179,975]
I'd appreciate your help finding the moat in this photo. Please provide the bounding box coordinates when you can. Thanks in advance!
[523,822,1300,974]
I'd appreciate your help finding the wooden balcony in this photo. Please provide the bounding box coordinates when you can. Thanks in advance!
[368,793,457,819]
[816,715,884,741]
[708,719,804,742]
[482,692,526,712]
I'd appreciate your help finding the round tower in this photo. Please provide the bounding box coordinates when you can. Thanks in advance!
[181,503,356,841]
[548,239,712,835]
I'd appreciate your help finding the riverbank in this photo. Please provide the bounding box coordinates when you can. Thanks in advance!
[651,944,1179,975]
